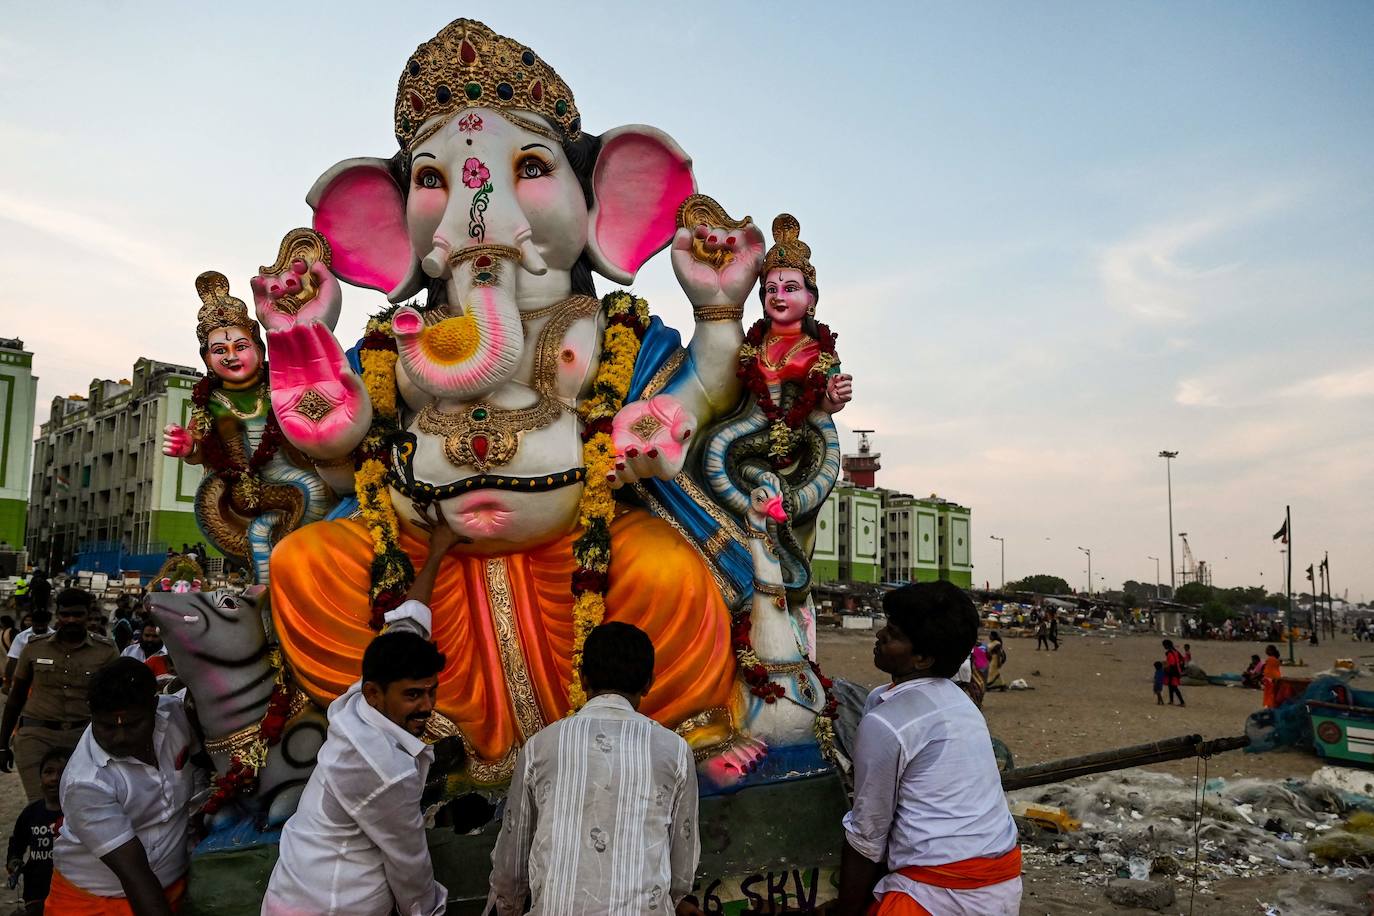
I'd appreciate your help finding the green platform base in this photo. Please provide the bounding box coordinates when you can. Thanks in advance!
[184,772,847,915]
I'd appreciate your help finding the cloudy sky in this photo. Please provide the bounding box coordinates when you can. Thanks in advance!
[2,2,1370,597]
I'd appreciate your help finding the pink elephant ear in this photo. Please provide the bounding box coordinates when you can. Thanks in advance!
[306,157,422,300]
[585,126,696,285]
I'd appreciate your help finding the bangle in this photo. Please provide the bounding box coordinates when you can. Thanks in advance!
[693,304,745,322]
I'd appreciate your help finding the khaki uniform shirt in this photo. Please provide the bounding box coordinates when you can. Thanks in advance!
[14,633,119,723]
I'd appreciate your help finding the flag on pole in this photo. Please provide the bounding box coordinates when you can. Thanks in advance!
[1320,556,1329,573]
[1305,564,1314,582]
[54,473,70,492]
[1272,518,1288,544]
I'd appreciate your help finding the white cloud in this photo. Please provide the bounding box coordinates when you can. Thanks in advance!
[1281,364,1374,401]
[1175,378,1221,407]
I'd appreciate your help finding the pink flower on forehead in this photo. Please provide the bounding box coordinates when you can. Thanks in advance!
[462,157,491,189]
[458,113,483,132]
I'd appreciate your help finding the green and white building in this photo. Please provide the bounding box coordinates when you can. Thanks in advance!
[811,432,974,589]
[0,338,38,550]
[26,358,205,568]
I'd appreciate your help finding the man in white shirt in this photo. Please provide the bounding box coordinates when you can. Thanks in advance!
[263,523,454,916]
[837,582,1022,916]
[488,622,703,916]
[3,608,51,688]
[48,656,207,914]
[119,623,167,664]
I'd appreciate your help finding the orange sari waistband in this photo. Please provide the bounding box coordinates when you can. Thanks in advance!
[894,845,1022,890]
[47,868,187,915]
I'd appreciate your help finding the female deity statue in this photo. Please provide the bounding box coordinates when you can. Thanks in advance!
[704,214,853,657]
[162,270,333,582]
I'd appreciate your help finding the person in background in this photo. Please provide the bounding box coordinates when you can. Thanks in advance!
[28,572,51,618]
[838,582,1022,915]
[86,607,108,640]
[1182,643,1192,666]
[1048,612,1060,650]
[6,748,68,914]
[120,625,168,669]
[985,631,1007,691]
[5,608,52,689]
[1241,654,1264,690]
[1,593,119,801]
[1,615,17,659]
[47,658,207,914]
[1261,645,1284,709]
[1161,640,1185,707]
[1034,614,1050,651]
[1152,661,1165,706]
[488,622,703,916]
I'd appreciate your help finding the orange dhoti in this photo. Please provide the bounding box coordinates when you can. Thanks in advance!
[270,507,736,769]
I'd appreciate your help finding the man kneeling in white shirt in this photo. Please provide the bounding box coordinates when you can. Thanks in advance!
[263,523,457,916]
[837,581,1022,916]
[488,622,704,916]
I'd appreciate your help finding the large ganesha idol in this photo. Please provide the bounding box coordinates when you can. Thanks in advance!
[181,18,855,794]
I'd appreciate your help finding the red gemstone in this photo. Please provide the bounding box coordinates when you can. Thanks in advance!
[471,435,489,462]
[408,91,424,113]
[474,255,492,268]
[460,39,477,64]
[530,80,544,102]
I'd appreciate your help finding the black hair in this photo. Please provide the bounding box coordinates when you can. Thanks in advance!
[0,615,13,629]
[1162,639,1176,651]
[580,622,655,695]
[39,747,70,771]
[88,658,158,715]
[388,125,607,310]
[881,581,979,678]
[362,631,446,689]
[1153,660,1164,669]
[1265,644,1280,657]
[30,608,51,626]
[55,587,93,610]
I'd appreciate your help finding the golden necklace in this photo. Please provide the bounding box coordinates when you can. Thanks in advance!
[415,295,601,472]
[761,333,812,372]
[211,386,267,421]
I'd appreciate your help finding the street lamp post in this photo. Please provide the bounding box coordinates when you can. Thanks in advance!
[1077,546,1092,596]
[1147,555,1161,600]
[989,535,1005,589]
[1159,451,1178,598]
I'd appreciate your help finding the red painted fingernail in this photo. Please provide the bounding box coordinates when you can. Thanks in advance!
[707,235,717,244]
[626,447,639,458]
[616,462,626,471]
[647,448,659,459]
[726,236,736,245]
[606,474,617,483]
[682,429,692,439]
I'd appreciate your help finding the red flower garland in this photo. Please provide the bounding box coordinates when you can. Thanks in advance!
[737,320,837,426]
[201,683,293,816]
[192,375,286,491]
[730,612,839,717]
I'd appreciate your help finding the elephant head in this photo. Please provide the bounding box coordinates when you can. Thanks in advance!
[306,19,696,401]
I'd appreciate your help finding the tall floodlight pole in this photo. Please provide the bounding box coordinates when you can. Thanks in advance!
[1159,451,1179,598]
[989,535,1005,589]
[1077,546,1092,596]
[1148,556,1160,600]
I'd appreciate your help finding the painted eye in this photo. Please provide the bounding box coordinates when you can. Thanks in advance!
[517,155,550,179]
[416,168,445,190]
[220,597,237,610]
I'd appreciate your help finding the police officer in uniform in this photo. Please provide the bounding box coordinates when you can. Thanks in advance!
[0,588,118,800]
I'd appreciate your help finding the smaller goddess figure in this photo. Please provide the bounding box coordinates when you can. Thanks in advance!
[162,270,333,583]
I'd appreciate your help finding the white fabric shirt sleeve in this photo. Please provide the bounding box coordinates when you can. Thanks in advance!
[60,778,138,859]
[349,770,446,916]
[487,745,536,916]
[842,713,904,864]
[384,600,433,639]
[668,739,701,904]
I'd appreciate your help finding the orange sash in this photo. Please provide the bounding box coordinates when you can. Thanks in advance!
[47,868,187,915]
[867,846,1022,915]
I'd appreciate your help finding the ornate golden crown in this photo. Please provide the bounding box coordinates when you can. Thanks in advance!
[194,271,255,347]
[761,214,816,285]
[394,19,581,150]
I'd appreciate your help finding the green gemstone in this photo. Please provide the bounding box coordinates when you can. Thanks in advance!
[475,271,493,283]
[555,99,568,116]
[400,116,411,132]
[465,82,482,100]
[472,407,488,420]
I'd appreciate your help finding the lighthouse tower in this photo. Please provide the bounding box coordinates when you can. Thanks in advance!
[842,430,881,488]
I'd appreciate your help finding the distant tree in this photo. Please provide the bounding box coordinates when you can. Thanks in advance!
[1173,582,1212,606]
[1005,574,1071,595]
[1122,591,1140,610]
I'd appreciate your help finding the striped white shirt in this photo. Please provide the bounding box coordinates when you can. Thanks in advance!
[487,694,699,916]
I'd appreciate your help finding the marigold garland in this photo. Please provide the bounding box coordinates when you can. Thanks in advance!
[567,291,650,709]
[736,320,838,467]
[355,310,415,629]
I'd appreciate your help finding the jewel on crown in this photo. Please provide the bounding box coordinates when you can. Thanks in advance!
[394,18,581,150]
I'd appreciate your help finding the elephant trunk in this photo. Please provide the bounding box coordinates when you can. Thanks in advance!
[392,253,524,400]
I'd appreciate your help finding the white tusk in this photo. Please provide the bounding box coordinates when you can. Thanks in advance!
[516,235,548,276]
[422,240,451,279]
[182,615,200,623]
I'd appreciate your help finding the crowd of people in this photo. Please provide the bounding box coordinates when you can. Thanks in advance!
[0,524,1025,915]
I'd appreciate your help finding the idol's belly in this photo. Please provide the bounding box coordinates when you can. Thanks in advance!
[393,411,587,552]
